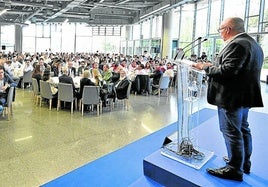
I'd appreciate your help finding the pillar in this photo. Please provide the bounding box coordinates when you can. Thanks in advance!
[161,11,173,59]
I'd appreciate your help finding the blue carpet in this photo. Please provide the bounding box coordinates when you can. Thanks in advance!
[138,110,268,187]
[40,108,218,187]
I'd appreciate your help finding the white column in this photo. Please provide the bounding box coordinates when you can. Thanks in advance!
[161,11,173,59]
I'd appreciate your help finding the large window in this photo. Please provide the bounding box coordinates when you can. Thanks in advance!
[196,0,208,38]
[22,24,36,53]
[262,0,268,32]
[209,0,221,34]
[152,16,162,38]
[51,24,62,52]
[21,23,121,53]
[248,0,261,33]
[224,0,246,19]
[62,23,75,52]
[141,20,151,39]
[36,24,51,52]
[133,24,140,40]
[179,3,195,57]
[76,23,92,52]
[1,25,15,52]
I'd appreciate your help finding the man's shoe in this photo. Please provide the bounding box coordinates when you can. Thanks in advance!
[243,162,251,174]
[206,166,243,181]
[223,156,229,163]
[223,156,250,174]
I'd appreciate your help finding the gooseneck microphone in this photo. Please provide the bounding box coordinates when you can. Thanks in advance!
[183,38,208,55]
[182,37,202,50]
[174,37,202,60]
[177,38,208,60]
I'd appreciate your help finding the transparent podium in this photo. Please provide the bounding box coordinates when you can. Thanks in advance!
[161,59,214,169]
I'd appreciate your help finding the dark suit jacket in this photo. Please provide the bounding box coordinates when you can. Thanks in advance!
[79,78,95,99]
[204,33,264,109]
[77,66,85,77]
[59,74,77,95]
[0,73,16,102]
[68,67,76,77]
[114,78,130,100]
[150,69,163,85]
[32,74,42,91]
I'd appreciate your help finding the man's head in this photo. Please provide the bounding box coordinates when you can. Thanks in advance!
[80,61,85,67]
[68,60,73,68]
[0,66,5,80]
[218,17,245,41]
[119,69,127,79]
[103,64,109,71]
[61,66,68,75]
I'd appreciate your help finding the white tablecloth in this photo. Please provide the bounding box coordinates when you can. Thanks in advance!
[51,76,81,88]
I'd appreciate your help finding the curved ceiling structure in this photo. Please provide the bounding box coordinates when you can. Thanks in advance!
[0,0,196,25]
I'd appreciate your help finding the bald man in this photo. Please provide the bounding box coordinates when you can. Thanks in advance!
[193,17,263,181]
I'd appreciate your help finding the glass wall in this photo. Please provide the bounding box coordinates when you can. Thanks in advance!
[224,0,246,19]
[179,3,195,57]
[196,0,208,38]
[247,0,261,33]
[209,0,221,34]
[1,25,15,52]
[20,23,121,54]
[1,0,268,69]
[22,24,36,53]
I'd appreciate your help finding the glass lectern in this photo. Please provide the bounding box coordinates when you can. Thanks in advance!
[161,59,214,169]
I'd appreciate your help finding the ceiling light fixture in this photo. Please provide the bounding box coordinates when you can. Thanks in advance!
[25,20,31,25]
[140,4,170,19]
[0,9,7,16]
[63,18,69,24]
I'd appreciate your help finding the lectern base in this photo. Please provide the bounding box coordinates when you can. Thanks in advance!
[161,143,214,170]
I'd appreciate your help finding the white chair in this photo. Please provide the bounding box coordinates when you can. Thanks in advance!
[57,83,77,113]
[32,78,41,105]
[2,86,15,120]
[152,76,170,97]
[80,86,102,116]
[40,80,56,110]
[22,71,33,89]
[115,81,132,110]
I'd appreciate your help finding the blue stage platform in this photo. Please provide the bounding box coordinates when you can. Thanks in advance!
[41,108,268,187]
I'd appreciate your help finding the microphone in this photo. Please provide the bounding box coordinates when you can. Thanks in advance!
[174,37,202,60]
[180,38,208,60]
[182,37,202,50]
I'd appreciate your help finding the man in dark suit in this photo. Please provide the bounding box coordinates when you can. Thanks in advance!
[0,66,16,113]
[67,60,76,77]
[193,17,263,181]
[114,69,131,100]
[59,66,78,97]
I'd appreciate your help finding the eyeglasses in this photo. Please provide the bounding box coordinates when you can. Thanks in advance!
[217,27,227,33]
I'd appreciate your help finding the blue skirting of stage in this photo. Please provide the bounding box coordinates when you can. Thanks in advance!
[41,108,268,187]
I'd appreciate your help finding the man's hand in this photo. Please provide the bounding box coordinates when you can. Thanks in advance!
[192,62,212,70]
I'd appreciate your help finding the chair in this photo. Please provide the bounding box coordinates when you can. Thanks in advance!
[79,86,102,116]
[133,75,150,95]
[115,81,132,110]
[32,78,41,105]
[152,76,170,97]
[39,80,56,110]
[103,83,114,111]
[22,71,33,89]
[57,83,77,113]
[2,86,15,120]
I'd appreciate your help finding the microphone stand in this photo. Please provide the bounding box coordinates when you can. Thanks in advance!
[174,37,202,61]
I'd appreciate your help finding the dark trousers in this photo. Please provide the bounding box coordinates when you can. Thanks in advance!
[218,107,251,172]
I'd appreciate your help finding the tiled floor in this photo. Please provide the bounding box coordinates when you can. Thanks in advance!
[0,82,267,187]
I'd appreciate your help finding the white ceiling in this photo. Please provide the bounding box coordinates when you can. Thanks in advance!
[0,0,196,26]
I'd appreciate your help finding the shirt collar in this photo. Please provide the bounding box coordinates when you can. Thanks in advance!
[225,32,245,43]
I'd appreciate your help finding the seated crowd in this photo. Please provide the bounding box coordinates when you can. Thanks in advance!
[1,49,207,113]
